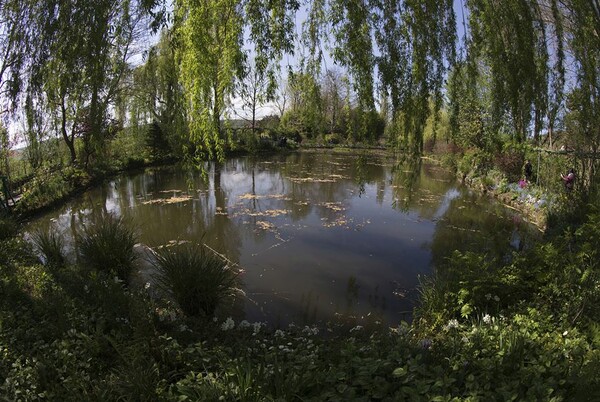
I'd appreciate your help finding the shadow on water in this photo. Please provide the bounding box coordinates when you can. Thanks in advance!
[26,152,540,328]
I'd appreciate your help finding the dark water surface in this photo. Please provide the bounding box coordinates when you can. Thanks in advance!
[27,152,538,327]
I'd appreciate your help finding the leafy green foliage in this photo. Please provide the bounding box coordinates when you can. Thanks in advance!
[152,244,239,317]
[130,30,187,161]
[79,214,138,281]
[175,0,245,163]
[0,215,18,241]
[466,0,548,141]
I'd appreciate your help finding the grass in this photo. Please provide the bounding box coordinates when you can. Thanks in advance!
[31,226,66,268]
[152,243,239,317]
[79,213,137,281]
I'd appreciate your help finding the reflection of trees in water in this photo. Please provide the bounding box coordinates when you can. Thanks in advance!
[283,152,387,222]
[300,290,320,324]
[354,155,367,196]
[391,155,422,213]
[389,155,459,220]
[429,194,534,271]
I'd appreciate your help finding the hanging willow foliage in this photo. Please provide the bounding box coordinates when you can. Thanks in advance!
[329,0,456,152]
[174,0,299,164]
[465,0,550,142]
[4,0,595,169]
[174,0,245,163]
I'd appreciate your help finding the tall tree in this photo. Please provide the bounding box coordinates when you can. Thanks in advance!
[373,0,456,152]
[561,0,600,194]
[32,0,151,165]
[0,0,34,117]
[175,0,298,163]
[174,0,245,162]
[131,29,186,156]
[465,0,551,142]
[321,69,347,135]
[236,58,272,133]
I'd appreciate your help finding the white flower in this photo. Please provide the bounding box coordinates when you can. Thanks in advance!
[461,336,470,344]
[445,319,459,330]
[238,320,251,329]
[485,293,492,301]
[392,323,410,335]
[221,317,235,331]
[252,322,262,335]
[302,326,319,336]
[482,314,492,324]
[274,329,285,338]
[493,295,500,302]
[563,330,568,336]
[144,282,151,290]
[350,325,363,333]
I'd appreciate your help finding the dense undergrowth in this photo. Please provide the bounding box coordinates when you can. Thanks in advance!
[1,199,600,400]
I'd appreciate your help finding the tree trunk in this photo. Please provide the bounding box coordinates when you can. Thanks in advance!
[60,97,77,164]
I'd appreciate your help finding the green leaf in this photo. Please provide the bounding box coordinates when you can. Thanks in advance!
[461,303,473,318]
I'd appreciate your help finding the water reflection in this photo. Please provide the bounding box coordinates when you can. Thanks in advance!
[26,152,538,327]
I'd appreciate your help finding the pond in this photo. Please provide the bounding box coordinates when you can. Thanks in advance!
[27,151,539,327]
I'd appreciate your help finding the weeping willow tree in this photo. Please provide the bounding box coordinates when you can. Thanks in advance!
[459,0,551,143]
[23,0,158,166]
[130,30,187,158]
[372,0,456,153]
[561,0,600,196]
[174,0,245,163]
[445,0,599,195]
[298,0,456,151]
[174,0,298,163]
[0,0,35,118]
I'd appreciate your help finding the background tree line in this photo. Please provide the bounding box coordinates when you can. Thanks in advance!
[0,0,598,196]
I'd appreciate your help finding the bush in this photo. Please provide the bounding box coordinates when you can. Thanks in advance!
[152,244,239,317]
[494,146,524,182]
[31,227,66,267]
[325,133,341,145]
[79,214,137,281]
[0,215,17,241]
[15,171,72,213]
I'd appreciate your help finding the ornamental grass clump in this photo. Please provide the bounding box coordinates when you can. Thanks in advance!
[152,244,239,317]
[31,227,65,268]
[79,214,137,281]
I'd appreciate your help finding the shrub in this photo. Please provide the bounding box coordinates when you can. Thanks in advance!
[15,171,72,213]
[494,147,524,182]
[79,214,137,281]
[152,244,239,317]
[423,137,436,153]
[0,215,17,241]
[31,227,65,267]
[325,133,341,145]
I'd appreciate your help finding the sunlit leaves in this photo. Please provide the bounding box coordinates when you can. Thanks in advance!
[372,0,456,153]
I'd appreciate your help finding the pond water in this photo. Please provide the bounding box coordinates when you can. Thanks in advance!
[27,151,538,327]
